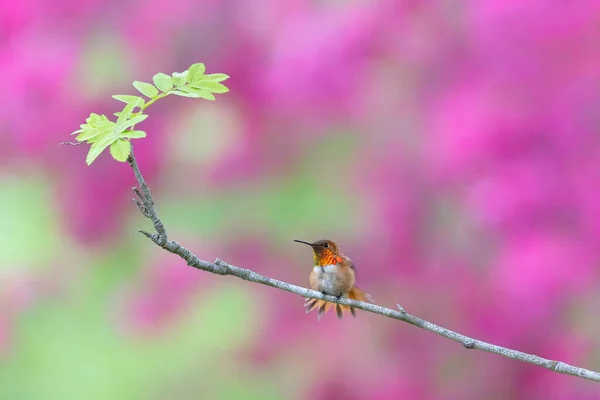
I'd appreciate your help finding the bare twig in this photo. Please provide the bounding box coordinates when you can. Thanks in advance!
[127,148,600,383]
[127,148,167,245]
[58,141,84,146]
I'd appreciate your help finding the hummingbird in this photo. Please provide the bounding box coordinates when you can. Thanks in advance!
[294,239,373,320]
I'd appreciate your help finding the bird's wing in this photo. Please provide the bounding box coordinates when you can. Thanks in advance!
[343,256,356,271]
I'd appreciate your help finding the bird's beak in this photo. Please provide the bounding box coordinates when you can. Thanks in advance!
[293,239,313,247]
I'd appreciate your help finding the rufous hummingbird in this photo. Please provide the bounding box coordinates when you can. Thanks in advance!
[294,239,373,319]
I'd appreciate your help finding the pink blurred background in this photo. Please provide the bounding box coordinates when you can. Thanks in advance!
[2,1,600,399]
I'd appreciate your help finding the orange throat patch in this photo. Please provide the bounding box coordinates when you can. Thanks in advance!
[314,251,342,266]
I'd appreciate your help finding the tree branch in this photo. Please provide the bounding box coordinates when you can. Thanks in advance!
[126,149,600,384]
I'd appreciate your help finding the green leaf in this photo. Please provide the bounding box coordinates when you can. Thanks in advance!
[170,90,201,98]
[172,71,188,87]
[74,114,115,143]
[109,139,131,162]
[178,85,215,100]
[119,130,146,139]
[187,63,206,84]
[191,81,229,94]
[115,102,138,132]
[112,95,145,107]
[86,133,117,165]
[76,123,113,143]
[132,81,159,98]
[152,73,173,91]
[76,113,106,131]
[120,114,149,131]
[202,73,229,83]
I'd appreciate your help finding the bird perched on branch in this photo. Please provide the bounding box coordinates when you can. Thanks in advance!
[294,239,373,320]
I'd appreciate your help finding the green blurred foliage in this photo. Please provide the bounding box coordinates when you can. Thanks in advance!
[0,177,283,399]
[0,175,61,268]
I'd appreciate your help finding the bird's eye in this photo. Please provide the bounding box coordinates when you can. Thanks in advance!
[322,243,329,248]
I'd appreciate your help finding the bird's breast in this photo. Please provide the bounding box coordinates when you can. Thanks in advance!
[311,264,353,296]
[314,264,338,276]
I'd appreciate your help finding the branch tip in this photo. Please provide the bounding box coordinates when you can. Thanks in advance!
[138,229,154,239]
[58,141,84,146]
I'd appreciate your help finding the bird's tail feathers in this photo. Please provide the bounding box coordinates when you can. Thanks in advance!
[304,286,372,320]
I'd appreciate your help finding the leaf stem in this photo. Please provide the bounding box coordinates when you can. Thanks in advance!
[141,92,170,110]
